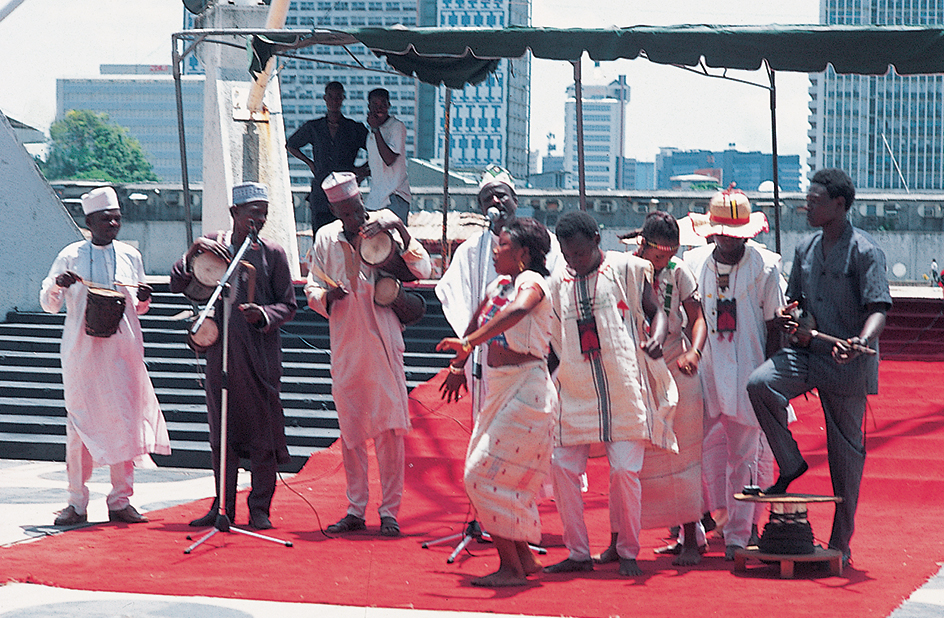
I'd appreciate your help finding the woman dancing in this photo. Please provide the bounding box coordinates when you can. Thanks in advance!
[438,217,556,587]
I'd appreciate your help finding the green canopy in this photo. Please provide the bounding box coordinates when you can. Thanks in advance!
[251,25,944,88]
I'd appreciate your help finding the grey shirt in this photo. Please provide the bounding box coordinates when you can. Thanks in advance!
[787,220,892,394]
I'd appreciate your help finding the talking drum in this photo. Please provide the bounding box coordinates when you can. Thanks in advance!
[187,310,219,353]
[374,275,426,326]
[184,250,230,302]
[358,231,417,282]
[85,287,126,337]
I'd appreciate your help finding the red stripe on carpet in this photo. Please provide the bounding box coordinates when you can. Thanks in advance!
[1,360,942,617]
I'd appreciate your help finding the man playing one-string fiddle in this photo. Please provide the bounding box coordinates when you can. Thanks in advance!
[306,171,431,537]
[748,168,891,568]
[41,186,170,526]
[171,182,296,531]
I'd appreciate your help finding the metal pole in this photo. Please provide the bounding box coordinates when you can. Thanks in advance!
[768,64,780,255]
[441,89,452,270]
[573,59,587,211]
[173,34,195,247]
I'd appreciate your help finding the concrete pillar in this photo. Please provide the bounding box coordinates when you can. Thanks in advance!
[199,1,300,278]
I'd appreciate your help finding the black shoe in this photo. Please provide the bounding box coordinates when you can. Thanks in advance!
[379,515,400,537]
[764,460,809,495]
[249,511,273,530]
[543,558,594,574]
[54,505,87,526]
[618,557,642,576]
[189,501,235,528]
[326,513,366,533]
[108,505,148,524]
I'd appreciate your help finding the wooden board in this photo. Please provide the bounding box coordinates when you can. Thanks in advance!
[733,493,843,503]
[733,546,843,578]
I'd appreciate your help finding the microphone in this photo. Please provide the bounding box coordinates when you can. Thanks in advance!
[248,220,260,248]
[486,207,501,223]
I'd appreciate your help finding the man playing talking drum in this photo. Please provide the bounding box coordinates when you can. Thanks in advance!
[41,186,170,527]
[305,171,430,537]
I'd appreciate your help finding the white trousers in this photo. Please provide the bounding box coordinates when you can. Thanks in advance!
[551,441,645,561]
[66,417,133,514]
[341,429,405,520]
[701,414,773,547]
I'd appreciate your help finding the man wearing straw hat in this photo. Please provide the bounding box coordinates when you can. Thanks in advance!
[683,185,786,560]
[40,186,170,527]
[306,171,431,537]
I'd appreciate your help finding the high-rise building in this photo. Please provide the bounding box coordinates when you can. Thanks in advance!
[623,158,654,191]
[655,147,801,192]
[563,76,629,191]
[278,0,531,187]
[56,66,204,183]
[431,0,530,179]
[807,0,944,190]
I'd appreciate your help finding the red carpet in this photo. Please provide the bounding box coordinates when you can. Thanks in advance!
[1,360,943,617]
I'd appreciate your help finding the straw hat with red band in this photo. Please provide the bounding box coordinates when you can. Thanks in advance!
[689,185,769,239]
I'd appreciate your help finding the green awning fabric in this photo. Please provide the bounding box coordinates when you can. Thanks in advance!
[251,25,944,88]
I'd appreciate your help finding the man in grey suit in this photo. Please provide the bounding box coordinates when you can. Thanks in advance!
[747,168,891,567]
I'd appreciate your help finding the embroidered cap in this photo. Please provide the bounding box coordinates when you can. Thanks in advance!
[232,182,269,206]
[322,171,360,203]
[81,187,120,215]
[478,164,515,192]
[688,184,769,239]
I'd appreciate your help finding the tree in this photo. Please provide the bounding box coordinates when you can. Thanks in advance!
[40,110,159,183]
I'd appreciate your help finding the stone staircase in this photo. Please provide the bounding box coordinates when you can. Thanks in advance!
[0,282,454,472]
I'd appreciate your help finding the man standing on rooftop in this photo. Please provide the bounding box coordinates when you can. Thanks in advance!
[287,81,369,232]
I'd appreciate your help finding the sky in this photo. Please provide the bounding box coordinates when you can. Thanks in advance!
[0,0,820,166]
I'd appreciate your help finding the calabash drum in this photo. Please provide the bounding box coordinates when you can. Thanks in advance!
[358,231,417,282]
[187,308,219,353]
[85,287,126,338]
[184,251,230,302]
[374,275,426,326]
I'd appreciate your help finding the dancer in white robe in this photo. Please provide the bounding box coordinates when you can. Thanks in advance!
[545,211,677,578]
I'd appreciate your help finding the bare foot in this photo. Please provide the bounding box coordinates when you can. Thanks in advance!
[515,542,543,575]
[674,528,705,566]
[594,543,619,564]
[471,569,529,587]
[673,545,703,566]
[618,557,642,576]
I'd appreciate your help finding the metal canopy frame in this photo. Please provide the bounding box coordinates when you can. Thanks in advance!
[172,24,944,252]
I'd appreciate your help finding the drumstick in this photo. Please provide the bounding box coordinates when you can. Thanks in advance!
[308,262,342,289]
[68,273,141,289]
[75,278,137,289]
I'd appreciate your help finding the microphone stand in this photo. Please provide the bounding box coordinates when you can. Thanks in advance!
[185,227,293,553]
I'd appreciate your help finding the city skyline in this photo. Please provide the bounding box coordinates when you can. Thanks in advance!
[0,0,818,171]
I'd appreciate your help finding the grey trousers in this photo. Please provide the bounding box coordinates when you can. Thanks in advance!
[746,348,866,556]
